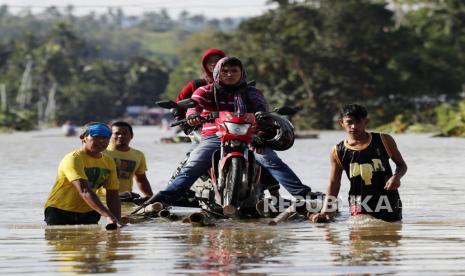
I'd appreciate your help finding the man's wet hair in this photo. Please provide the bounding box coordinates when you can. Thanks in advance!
[111,121,133,137]
[340,104,368,120]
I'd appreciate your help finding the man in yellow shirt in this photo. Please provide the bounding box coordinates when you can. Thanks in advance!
[105,121,153,204]
[44,122,122,226]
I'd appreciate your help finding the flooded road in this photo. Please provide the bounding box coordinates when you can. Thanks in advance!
[1,127,465,275]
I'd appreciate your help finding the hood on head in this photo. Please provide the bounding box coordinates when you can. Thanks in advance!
[201,48,226,78]
[212,56,247,89]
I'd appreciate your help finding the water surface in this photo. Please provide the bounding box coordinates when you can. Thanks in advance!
[1,127,464,275]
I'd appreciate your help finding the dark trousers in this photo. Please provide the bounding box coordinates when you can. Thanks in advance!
[44,207,101,225]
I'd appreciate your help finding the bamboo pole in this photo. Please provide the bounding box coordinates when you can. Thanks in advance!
[269,203,296,226]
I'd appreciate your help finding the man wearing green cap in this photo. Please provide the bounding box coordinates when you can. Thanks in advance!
[44,122,123,227]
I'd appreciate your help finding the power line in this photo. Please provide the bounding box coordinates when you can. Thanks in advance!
[1,1,277,17]
[4,4,270,9]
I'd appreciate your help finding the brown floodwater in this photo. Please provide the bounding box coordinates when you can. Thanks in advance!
[1,127,465,275]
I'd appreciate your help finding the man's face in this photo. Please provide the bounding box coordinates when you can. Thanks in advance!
[111,126,132,147]
[220,65,242,85]
[339,116,368,135]
[83,135,110,153]
[205,54,222,74]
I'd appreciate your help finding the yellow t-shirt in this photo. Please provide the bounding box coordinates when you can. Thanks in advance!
[44,149,119,213]
[102,146,147,193]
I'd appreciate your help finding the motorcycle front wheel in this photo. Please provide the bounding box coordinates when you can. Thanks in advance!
[223,156,244,209]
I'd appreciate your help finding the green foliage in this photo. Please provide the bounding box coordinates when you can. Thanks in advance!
[0,109,36,131]
[375,114,409,133]
[163,31,228,100]
[1,1,465,134]
[435,102,465,137]
[215,0,413,129]
[211,0,464,131]
[0,22,170,127]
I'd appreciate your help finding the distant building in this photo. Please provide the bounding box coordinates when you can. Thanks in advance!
[124,105,170,125]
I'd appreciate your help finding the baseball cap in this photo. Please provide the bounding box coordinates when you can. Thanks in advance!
[81,123,112,138]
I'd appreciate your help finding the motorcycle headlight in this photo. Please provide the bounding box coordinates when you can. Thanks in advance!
[224,122,251,135]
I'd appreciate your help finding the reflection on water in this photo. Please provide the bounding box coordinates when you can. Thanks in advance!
[324,217,402,267]
[1,128,465,275]
[44,226,136,274]
[174,223,284,274]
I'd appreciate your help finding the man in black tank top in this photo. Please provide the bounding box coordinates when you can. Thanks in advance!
[311,104,408,223]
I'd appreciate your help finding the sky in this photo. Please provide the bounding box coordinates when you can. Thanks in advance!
[0,0,278,19]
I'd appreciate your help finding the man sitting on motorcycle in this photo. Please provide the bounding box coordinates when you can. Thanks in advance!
[151,56,314,207]
[168,48,280,206]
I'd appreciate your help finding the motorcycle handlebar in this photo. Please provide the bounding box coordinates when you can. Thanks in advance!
[170,119,188,127]
[170,111,280,129]
[170,114,216,128]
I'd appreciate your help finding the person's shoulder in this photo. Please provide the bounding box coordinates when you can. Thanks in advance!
[128,147,145,157]
[192,83,213,97]
[336,139,344,146]
[376,131,393,138]
[101,153,117,167]
[59,149,83,166]
[245,86,265,99]
[196,83,212,91]
[104,148,123,159]
[245,85,260,93]
[66,149,84,159]
[104,147,122,154]
[376,132,396,143]
[102,150,115,158]
[377,132,398,148]
[192,78,208,89]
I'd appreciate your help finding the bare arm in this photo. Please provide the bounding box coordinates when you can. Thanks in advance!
[71,179,119,224]
[106,189,121,221]
[311,149,343,222]
[383,134,408,190]
[134,173,153,197]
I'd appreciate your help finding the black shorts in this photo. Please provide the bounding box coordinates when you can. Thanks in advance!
[44,207,101,225]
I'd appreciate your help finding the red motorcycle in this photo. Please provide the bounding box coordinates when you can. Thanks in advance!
[154,99,294,217]
[209,110,262,216]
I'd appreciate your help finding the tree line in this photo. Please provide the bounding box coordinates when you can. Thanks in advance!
[1,0,465,136]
